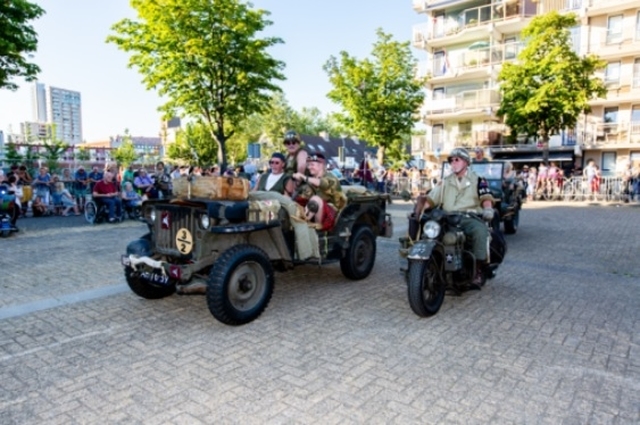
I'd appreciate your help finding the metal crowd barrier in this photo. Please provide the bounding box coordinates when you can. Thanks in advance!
[534,176,636,202]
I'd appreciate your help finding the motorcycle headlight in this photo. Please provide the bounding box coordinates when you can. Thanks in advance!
[200,214,211,230]
[423,220,441,239]
[148,208,156,223]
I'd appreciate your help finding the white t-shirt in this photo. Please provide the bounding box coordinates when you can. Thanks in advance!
[265,172,283,191]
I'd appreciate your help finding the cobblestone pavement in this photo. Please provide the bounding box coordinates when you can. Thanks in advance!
[0,201,638,424]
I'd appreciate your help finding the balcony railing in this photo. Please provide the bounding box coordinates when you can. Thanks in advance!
[426,42,525,78]
[595,26,640,47]
[588,121,640,144]
[458,42,524,69]
[588,0,638,8]
[421,0,536,41]
[424,89,501,115]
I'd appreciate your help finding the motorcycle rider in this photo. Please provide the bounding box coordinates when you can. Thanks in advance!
[413,147,494,288]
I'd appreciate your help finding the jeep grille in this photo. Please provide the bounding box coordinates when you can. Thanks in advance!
[153,205,199,257]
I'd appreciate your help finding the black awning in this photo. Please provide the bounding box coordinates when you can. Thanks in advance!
[491,152,573,163]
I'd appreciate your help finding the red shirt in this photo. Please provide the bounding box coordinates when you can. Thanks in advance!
[94,180,117,195]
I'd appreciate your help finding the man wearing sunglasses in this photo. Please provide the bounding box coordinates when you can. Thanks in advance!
[414,148,494,288]
[283,130,308,175]
[254,152,288,194]
[282,130,308,196]
[292,153,346,232]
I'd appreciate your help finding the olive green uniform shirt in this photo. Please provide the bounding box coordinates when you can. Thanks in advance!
[427,169,492,213]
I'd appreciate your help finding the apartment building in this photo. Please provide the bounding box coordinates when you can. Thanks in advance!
[412,0,640,175]
[31,82,47,122]
[31,82,84,145]
[47,86,83,145]
[577,0,640,175]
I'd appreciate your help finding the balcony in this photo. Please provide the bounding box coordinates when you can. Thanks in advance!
[423,89,501,118]
[589,83,640,106]
[422,41,525,83]
[416,0,537,48]
[412,0,427,12]
[453,130,504,147]
[586,121,640,146]
[458,41,524,68]
[586,0,640,17]
[590,27,640,60]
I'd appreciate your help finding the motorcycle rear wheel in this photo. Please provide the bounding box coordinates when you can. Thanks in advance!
[407,258,445,317]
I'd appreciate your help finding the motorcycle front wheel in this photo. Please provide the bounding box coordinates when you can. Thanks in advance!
[407,258,445,317]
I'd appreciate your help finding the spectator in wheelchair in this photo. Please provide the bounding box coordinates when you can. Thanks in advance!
[121,181,142,212]
[92,171,122,223]
[134,168,159,199]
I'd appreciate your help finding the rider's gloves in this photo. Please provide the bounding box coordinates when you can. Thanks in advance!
[482,207,494,221]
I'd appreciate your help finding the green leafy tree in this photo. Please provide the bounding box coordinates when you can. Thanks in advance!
[497,11,606,161]
[112,129,138,168]
[23,144,39,172]
[0,1,45,90]
[167,120,219,167]
[324,29,425,165]
[4,142,23,166]
[75,146,90,165]
[107,0,285,172]
[40,124,68,173]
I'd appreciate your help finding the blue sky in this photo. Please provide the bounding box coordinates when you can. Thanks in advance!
[0,0,424,141]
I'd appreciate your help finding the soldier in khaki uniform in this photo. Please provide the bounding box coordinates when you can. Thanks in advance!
[292,153,346,231]
[414,148,494,287]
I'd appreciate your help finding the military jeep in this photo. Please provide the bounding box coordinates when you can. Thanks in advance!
[121,187,393,326]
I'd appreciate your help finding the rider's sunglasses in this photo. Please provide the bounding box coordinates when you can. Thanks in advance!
[269,160,282,165]
[283,140,298,146]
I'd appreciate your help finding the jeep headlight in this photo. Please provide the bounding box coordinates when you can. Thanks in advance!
[423,220,441,239]
[148,208,156,223]
[200,214,211,230]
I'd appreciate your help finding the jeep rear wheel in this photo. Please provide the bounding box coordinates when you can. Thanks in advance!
[340,225,376,280]
[206,245,274,326]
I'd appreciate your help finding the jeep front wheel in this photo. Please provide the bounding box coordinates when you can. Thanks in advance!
[125,267,175,299]
[206,245,274,326]
[340,225,376,280]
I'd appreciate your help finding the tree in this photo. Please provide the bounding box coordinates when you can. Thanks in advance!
[497,11,606,162]
[4,142,23,166]
[75,146,90,164]
[166,120,219,167]
[324,29,425,165]
[0,1,45,90]
[41,124,68,173]
[112,130,138,168]
[107,0,285,172]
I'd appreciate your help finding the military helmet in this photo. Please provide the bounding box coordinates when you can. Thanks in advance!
[447,147,471,164]
[284,130,301,143]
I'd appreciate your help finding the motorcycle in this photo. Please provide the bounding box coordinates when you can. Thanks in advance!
[0,185,19,238]
[399,208,506,317]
